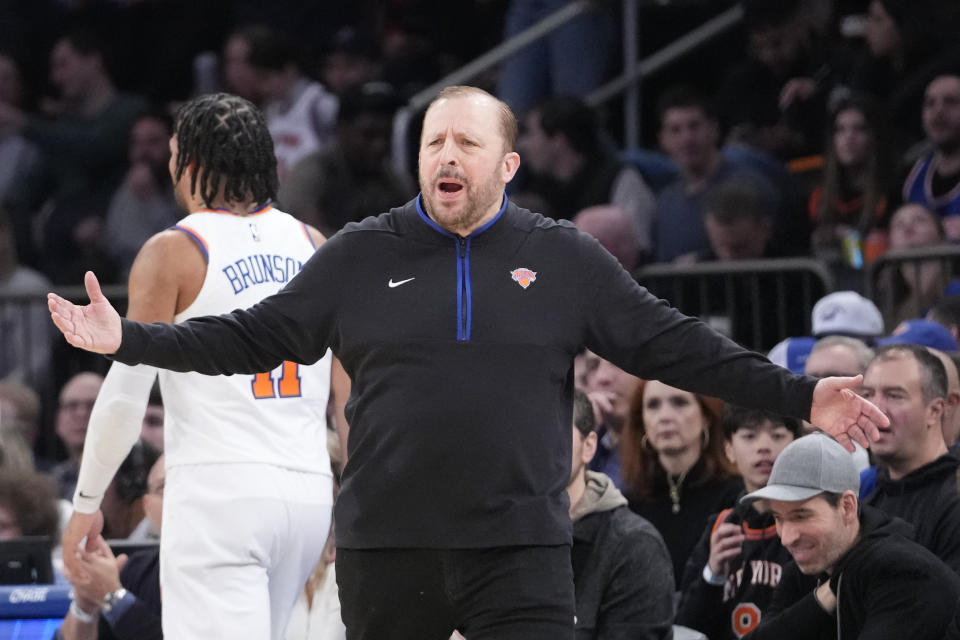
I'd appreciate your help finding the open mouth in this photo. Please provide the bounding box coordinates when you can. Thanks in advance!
[754,460,774,472]
[438,181,464,196]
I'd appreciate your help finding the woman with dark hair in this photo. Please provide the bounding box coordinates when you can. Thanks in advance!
[809,96,893,264]
[621,380,742,588]
[874,203,952,327]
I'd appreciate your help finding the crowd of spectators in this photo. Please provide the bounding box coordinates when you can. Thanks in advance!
[3,0,960,637]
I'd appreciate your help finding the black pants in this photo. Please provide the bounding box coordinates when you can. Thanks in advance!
[336,545,574,640]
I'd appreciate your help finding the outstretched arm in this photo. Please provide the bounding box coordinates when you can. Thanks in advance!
[579,234,886,451]
[60,230,193,584]
[48,270,123,354]
[49,230,341,376]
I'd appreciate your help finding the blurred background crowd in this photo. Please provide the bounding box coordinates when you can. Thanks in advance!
[3,0,960,637]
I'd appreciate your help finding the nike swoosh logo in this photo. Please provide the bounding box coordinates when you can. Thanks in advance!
[77,491,99,500]
[388,277,415,288]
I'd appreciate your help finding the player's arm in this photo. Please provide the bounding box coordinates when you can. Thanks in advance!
[74,229,202,508]
[303,223,327,251]
[65,231,203,580]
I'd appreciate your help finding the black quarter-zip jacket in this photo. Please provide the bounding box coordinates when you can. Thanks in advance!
[113,196,816,549]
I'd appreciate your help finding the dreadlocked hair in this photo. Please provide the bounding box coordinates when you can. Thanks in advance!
[173,93,278,208]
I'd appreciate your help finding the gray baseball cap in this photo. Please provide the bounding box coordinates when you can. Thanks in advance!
[741,433,860,504]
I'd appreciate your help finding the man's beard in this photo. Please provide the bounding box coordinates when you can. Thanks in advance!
[419,167,502,234]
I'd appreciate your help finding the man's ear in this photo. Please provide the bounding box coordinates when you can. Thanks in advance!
[724,439,736,465]
[841,490,859,523]
[925,397,945,434]
[501,151,520,184]
[583,430,599,465]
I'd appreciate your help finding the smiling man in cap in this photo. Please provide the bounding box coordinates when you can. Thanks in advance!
[745,433,960,639]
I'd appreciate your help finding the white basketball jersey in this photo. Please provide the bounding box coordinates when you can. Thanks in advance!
[267,80,337,183]
[158,206,332,473]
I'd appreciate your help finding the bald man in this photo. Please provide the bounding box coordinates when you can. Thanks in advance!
[573,205,642,271]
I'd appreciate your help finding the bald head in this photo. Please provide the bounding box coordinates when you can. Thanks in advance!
[805,336,874,378]
[573,205,642,271]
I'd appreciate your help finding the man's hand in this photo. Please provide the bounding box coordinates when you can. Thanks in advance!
[71,536,127,605]
[708,522,745,578]
[814,580,837,614]
[586,390,628,436]
[810,375,887,452]
[48,271,122,354]
[62,511,104,585]
[779,77,817,110]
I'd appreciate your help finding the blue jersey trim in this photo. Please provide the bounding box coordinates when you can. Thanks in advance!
[301,222,318,249]
[172,225,210,262]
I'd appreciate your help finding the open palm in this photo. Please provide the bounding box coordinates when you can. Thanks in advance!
[809,375,888,451]
[47,271,122,354]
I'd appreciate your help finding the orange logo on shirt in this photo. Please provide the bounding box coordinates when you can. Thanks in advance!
[510,268,537,289]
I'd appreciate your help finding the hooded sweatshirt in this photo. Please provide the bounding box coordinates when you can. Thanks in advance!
[571,471,674,640]
[748,506,960,640]
[864,453,960,574]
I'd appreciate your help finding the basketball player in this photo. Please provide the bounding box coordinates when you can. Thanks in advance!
[59,93,348,640]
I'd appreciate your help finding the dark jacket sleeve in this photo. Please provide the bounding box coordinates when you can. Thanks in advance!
[577,234,816,421]
[99,598,163,640]
[675,514,725,636]
[595,514,675,640]
[746,563,832,640]
[113,232,347,373]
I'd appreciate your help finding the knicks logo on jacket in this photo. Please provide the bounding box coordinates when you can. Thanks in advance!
[510,267,537,289]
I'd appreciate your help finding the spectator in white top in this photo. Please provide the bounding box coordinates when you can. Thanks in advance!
[223,25,338,183]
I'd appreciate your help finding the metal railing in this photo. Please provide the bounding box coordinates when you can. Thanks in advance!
[390,1,744,176]
[635,258,835,352]
[0,286,128,390]
[864,245,960,325]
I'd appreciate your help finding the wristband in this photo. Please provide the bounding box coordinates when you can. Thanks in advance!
[70,600,98,624]
[702,563,727,586]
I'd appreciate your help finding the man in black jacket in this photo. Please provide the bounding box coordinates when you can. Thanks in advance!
[48,85,888,640]
[859,343,960,573]
[745,434,960,639]
[568,390,673,639]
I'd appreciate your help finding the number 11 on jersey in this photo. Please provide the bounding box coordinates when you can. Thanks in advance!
[251,361,302,399]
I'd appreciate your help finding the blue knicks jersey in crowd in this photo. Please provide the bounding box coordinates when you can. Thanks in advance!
[903,154,960,217]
